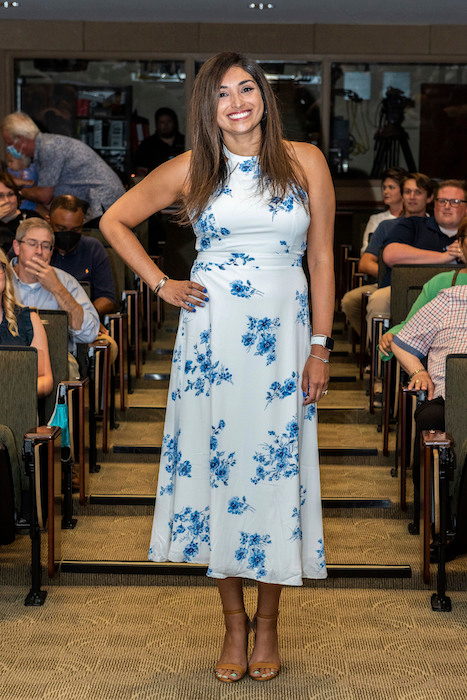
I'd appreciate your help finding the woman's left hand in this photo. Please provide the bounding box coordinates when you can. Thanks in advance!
[302,353,330,404]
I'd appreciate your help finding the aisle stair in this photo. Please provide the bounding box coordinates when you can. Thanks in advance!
[5,307,467,593]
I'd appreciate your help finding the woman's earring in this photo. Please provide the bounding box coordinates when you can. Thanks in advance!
[261,108,268,122]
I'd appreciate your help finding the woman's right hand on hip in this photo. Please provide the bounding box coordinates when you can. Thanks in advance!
[158,279,209,312]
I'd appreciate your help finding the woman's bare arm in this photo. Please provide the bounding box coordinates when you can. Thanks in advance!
[100,152,208,312]
[30,311,53,398]
[293,142,335,404]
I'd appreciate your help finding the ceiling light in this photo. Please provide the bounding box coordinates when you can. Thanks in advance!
[2,1,20,6]
[249,3,275,9]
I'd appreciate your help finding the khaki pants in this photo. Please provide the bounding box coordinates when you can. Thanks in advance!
[341,283,377,335]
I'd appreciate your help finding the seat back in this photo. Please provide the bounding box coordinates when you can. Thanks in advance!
[0,347,37,486]
[38,310,69,423]
[445,354,467,518]
[390,264,463,326]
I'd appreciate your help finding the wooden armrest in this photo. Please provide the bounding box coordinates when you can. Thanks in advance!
[421,430,453,448]
[24,425,61,444]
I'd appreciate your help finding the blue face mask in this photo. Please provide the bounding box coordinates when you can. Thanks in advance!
[6,145,23,160]
[47,384,70,448]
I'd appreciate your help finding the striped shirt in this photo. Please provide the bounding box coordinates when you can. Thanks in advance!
[393,285,467,399]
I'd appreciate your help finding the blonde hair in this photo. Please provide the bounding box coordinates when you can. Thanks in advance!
[0,249,21,337]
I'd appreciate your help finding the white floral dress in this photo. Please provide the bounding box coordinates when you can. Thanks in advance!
[148,147,327,586]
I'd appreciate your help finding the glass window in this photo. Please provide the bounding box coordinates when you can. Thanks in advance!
[330,62,467,180]
[14,59,186,183]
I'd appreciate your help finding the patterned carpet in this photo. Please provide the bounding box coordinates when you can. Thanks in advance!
[1,585,467,699]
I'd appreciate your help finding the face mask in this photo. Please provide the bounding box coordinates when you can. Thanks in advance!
[6,145,23,159]
[54,230,81,253]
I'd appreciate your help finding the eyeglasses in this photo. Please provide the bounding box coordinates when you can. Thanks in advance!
[19,238,54,252]
[435,198,467,208]
[0,191,16,200]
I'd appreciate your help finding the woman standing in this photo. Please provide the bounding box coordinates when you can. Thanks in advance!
[100,52,335,682]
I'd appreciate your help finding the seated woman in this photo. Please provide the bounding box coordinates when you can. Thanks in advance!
[391,280,467,556]
[0,249,53,398]
[0,170,40,254]
[379,217,467,359]
[359,166,407,256]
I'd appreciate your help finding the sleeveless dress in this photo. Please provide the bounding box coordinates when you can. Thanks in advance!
[148,148,327,586]
[0,306,33,346]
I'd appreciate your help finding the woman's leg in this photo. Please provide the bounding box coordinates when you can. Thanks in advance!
[215,577,249,681]
[248,581,282,679]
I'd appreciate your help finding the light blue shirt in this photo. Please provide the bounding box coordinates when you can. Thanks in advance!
[11,257,100,353]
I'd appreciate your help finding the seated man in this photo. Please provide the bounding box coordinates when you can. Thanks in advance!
[379,218,467,358]
[10,218,100,379]
[341,172,433,337]
[49,195,118,362]
[369,179,467,324]
[391,284,467,556]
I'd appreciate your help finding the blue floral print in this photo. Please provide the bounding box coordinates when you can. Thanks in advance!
[210,420,236,488]
[230,279,263,299]
[169,506,210,561]
[227,496,255,515]
[241,315,280,366]
[194,207,231,250]
[251,417,299,484]
[238,157,260,177]
[234,531,271,578]
[304,403,316,421]
[159,429,192,496]
[192,252,259,274]
[269,195,295,220]
[290,490,306,541]
[296,289,310,326]
[184,328,233,397]
[265,372,298,407]
[316,538,326,569]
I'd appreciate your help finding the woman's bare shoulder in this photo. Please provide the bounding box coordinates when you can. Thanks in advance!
[286,140,326,167]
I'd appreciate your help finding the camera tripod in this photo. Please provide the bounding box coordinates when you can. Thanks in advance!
[370,122,417,179]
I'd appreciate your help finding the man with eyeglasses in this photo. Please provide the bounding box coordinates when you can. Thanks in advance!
[383,179,467,268]
[364,180,467,324]
[10,217,100,378]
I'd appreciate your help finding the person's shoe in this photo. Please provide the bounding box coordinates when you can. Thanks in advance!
[214,609,250,683]
[248,612,280,681]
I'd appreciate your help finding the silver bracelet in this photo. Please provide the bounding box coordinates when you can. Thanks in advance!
[153,275,169,296]
[309,352,330,364]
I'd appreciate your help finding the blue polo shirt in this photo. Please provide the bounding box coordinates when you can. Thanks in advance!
[384,215,453,252]
[367,216,454,287]
[52,235,116,305]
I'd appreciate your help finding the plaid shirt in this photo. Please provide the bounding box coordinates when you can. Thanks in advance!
[393,285,467,399]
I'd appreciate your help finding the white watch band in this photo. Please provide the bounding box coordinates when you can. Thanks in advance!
[310,335,327,348]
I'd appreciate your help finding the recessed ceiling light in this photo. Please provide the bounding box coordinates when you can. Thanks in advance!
[2,1,20,6]
[249,3,275,9]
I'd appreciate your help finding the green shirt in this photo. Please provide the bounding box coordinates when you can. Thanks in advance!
[382,270,467,361]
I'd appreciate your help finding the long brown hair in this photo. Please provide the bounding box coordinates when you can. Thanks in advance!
[180,52,307,224]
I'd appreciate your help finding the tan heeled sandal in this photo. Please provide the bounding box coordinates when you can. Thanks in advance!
[214,608,250,683]
[248,611,280,681]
